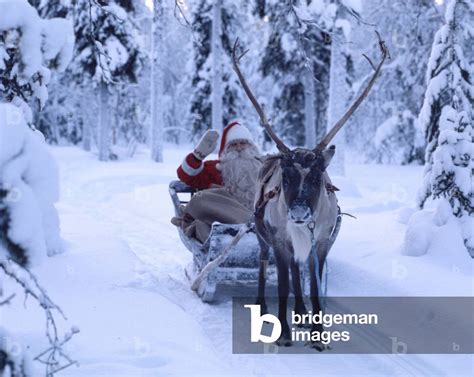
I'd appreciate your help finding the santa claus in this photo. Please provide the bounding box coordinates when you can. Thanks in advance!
[174,122,262,242]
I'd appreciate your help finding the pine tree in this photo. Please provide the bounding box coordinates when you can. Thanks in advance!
[189,0,212,138]
[431,105,473,213]
[70,0,145,160]
[417,0,474,208]
[189,0,244,140]
[0,0,74,124]
[1,2,76,373]
[27,0,80,144]
[28,0,69,18]
[260,0,331,148]
[417,0,474,255]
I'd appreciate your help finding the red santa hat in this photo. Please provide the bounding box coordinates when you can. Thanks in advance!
[218,121,254,157]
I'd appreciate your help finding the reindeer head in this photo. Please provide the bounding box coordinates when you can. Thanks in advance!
[280,146,335,224]
[231,35,388,221]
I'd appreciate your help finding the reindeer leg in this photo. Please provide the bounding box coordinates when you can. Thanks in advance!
[307,247,330,352]
[290,257,308,327]
[274,249,292,347]
[255,234,269,315]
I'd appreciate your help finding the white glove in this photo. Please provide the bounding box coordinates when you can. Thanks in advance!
[193,130,219,160]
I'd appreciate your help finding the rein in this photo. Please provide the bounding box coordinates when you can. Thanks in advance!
[307,220,328,309]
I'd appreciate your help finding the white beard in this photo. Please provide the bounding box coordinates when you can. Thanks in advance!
[220,144,262,210]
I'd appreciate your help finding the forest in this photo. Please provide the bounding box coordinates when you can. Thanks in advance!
[0,0,473,375]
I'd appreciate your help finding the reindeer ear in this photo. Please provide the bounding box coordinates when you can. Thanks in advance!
[322,145,336,169]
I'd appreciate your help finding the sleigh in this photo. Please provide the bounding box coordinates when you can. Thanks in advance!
[169,180,277,302]
[169,180,343,302]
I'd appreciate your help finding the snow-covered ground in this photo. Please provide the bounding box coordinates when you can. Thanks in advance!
[3,145,473,376]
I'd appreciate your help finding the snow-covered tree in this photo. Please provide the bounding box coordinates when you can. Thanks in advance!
[260,0,332,148]
[417,0,474,208]
[0,0,72,257]
[28,0,70,18]
[188,0,244,140]
[70,0,145,161]
[27,0,84,145]
[323,2,359,176]
[0,0,74,124]
[412,0,474,256]
[430,105,473,248]
[340,0,441,165]
[211,0,223,134]
[373,110,424,164]
[150,0,165,162]
[0,2,78,374]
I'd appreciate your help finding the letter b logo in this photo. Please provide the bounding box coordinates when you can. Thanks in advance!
[245,305,282,343]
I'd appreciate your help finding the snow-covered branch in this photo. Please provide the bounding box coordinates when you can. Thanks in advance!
[0,260,79,376]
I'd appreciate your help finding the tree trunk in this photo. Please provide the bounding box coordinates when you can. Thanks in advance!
[82,88,91,151]
[98,80,110,161]
[150,0,164,162]
[211,0,223,133]
[304,67,316,149]
[326,15,350,176]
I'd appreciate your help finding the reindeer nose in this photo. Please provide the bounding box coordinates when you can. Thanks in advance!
[288,206,312,224]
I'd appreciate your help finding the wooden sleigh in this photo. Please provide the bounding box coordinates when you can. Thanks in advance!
[169,180,277,302]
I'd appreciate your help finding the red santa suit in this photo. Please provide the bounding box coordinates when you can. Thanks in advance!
[177,122,253,189]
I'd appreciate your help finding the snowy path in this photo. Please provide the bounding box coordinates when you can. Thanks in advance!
[5,146,472,376]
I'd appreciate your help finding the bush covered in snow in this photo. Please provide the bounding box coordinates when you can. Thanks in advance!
[0,103,63,264]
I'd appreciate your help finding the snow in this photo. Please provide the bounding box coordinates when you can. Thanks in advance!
[341,0,363,13]
[103,3,128,21]
[2,145,472,375]
[0,103,63,264]
[292,0,337,29]
[280,32,297,56]
[0,0,74,119]
[105,36,129,72]
[335,18,351,40]
[41,18,75,72]
[0,0,43,79]
[0,0,72,79]
[403,209,433,256]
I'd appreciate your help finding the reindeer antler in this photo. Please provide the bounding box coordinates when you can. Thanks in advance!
[315,31,389,152]
[231,38,290,154]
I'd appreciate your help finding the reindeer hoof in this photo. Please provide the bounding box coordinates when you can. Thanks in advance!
[275,327,292,347]
[276,337,292,347]
[305,341,331,352]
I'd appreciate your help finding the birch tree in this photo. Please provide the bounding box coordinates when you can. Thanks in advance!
[326,5,354,176]
[151,0,165,162]
[211,0,223,133]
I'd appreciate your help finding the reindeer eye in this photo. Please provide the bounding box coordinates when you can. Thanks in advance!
[304,153,315,162]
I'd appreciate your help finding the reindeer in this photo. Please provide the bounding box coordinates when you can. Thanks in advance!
[231,34,389,350]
